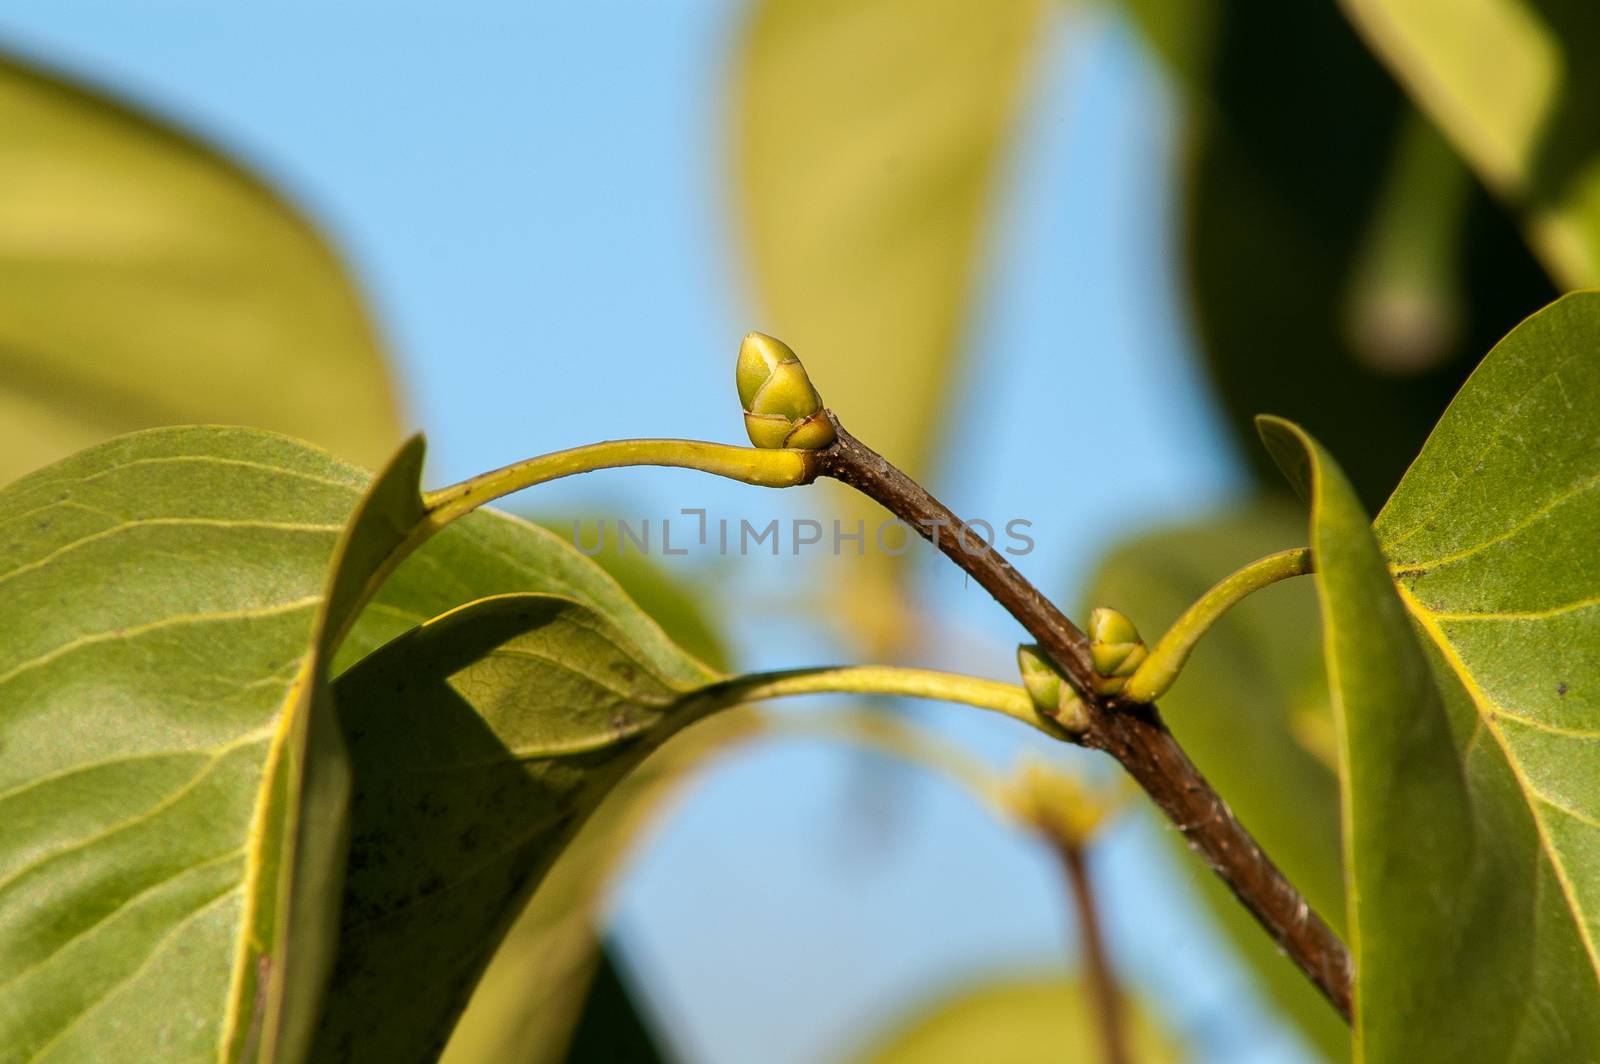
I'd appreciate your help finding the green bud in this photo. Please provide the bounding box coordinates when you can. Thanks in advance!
[1017,643,1061,708]
[1088,606,1147,696]
[741,413,797,449]
[1016,644,1089,734]
[736,332,836,449]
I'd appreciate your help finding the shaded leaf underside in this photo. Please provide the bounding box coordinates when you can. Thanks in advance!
[313,593,715,1060]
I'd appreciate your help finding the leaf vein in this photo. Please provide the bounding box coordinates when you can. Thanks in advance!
[1536,793,1600,832]
[0,518,343,587]
[1397,582,1600,984]
[1390,469,1600,574]
[0,846,245,995]
[56,453,361,495]
[21,886,240,1064]
[1382,349,1586,550]
[0,730,271,897]
[0,751,206,808]
[0,597,321,689]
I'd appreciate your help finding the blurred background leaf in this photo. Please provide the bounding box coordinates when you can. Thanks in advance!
[1338,0,1600,287]
[847,974,1179,1064]
[1121,0,1556,508]
[0,49,402,485]
[733,0,1047,481]
[1083,501,1345,1061]
[732,0,1050,652]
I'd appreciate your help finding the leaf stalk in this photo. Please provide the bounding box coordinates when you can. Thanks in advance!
[1122,547,1312,703]
[706,663,1067,738]
[422,437,819,525]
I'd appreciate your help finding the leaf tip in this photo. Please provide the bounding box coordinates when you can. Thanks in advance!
[1254,415,1314,503]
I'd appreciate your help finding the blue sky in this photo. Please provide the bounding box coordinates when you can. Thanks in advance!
[0,4,1313,1061]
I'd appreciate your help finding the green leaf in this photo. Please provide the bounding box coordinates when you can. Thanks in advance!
[0,51,402,486]
[328,626,1064,1058]
[436,545,737,1062]
[1338,0,1600,286]
[1122,0,1555,506]
[1262,398,1600,1059]
[848,975,1179,1064]
[313,592,727,1059]
[1083,502,1345,1061]
[1376,292,1600,1056]
[335,504,710,686]
[733,0,1047,481]
[0,426,401,1062]
[0,427,695,1062]
[532,515,731,672]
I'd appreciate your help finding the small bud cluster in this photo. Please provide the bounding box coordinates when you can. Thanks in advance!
[736,332,836,449]
[1087,607,1147,696]
[1016,644,1089,734]
[1015,608,1149,732]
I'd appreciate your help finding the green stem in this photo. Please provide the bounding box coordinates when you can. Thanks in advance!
[1122,547,1312,704]
[708,664,1065,739]
[422,437,817,526]
[343,438,819,645]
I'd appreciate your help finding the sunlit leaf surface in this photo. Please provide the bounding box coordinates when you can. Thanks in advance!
[0,427,393,1062]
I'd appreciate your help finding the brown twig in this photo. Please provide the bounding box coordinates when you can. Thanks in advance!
[816,415,1353,1021]
[1056,837,1128,1064]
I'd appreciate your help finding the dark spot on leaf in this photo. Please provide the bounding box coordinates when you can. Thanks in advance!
[1558,682,1568,697]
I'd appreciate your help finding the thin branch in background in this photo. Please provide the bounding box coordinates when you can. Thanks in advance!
[1006,762,1132,1064]
[817,413,1354,1021]
[1057,837,1128,1064]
